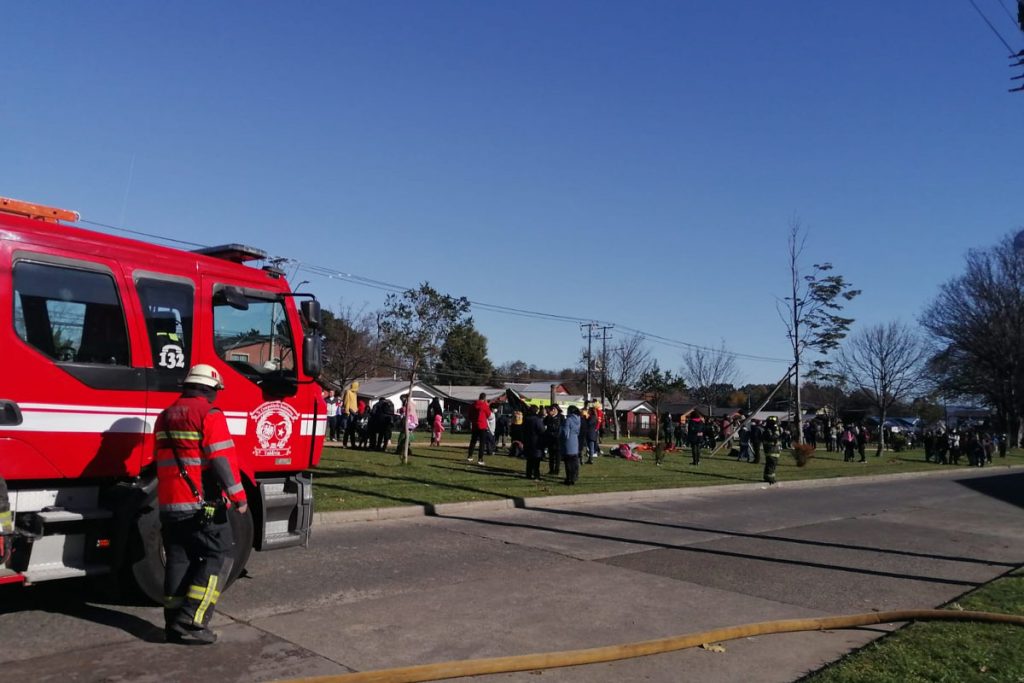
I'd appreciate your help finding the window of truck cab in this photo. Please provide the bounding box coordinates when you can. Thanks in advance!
[13,259,130,366]
[212,286,296,386]
[135,275,195,390]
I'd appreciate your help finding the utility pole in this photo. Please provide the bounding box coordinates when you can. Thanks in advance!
[596,325,613,410]
[580,322,598,402]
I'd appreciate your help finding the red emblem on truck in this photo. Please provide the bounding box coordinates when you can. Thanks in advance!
[251,401,300,457]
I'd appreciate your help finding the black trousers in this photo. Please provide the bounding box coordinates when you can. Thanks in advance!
[547,442,561,474]
[563,455,580,484]
[467,427,488,460]
[525,456,542,479]
[343,416,359,447]
[161,511,233,630]
[690,442,702,465]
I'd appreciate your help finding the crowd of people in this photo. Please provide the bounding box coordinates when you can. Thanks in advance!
[462,394,604,485]
[323,387,1010,482]
[921,428,1007,466]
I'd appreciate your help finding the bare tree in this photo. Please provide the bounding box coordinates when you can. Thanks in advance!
[321,303,379,389]
[600,333,653,439]
[838,321,929,456]
[636,364,686,464]
[778,220,860,442]
[921,232,1024,445]
[681,340,740,416]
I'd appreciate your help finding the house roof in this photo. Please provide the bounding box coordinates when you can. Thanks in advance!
[444,386,507,403]
[608,399,654,413]
[506,381,570,395]
[346,378,448,401]
[750,410,791,422]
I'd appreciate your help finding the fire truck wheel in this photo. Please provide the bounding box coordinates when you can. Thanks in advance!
[129,503,255,605]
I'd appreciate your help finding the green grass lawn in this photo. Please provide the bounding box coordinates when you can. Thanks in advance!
[310,435,1024,512]
[801,570,1024,682]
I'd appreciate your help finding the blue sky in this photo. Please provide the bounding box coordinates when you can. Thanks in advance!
[3,1,1021,385]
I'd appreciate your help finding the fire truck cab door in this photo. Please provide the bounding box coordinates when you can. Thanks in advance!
[207,282,305,471]
[7,251,148,479]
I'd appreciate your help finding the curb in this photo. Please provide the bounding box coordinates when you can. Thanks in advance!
[313,461,1024,528]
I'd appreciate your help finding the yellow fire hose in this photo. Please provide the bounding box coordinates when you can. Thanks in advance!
[278,609,1024,683]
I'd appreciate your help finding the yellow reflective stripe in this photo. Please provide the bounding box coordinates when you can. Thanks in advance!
[186,586,219,601]
[192,575,219,625]
[155,430,201,441]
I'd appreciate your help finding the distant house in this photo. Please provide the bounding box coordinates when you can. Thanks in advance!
[444,382,581,415]
[443,386,508,414]
[345,377,449,419]
[604,399,655,435]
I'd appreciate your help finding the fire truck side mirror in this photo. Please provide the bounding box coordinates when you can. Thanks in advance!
[300,299,322,329]
[216,286,250,310]
[302,333,323,379]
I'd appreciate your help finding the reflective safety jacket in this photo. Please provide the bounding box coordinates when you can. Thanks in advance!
[155,395,248,514]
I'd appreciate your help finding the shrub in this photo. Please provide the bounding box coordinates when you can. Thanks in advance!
[791,443,815,467]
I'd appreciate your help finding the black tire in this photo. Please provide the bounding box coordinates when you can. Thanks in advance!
[129,503,254,605]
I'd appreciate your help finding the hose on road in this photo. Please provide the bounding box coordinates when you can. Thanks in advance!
[279,609,1024,683]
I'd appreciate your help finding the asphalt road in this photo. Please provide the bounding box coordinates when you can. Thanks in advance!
[2,466,1023,683]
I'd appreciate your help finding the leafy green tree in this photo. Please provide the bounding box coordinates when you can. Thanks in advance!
[432,321,493,386]
[601,333,653,440]
[636,364,686,464]
[378,283,471,464]
[779,220,860,442]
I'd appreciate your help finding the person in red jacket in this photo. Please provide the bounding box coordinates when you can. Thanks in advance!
[155,364,248,645]
[466,392,492,465]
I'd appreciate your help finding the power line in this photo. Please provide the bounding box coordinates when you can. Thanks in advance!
[80,219,208,249]
[293,261,790,363]
[74,216,791,365]
[994,0,1021,29]
[967,0,1018,55]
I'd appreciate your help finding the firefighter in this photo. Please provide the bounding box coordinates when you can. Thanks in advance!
[762,416,781,485]
[155,364,248,645]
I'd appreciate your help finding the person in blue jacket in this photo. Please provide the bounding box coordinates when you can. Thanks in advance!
[560,405,582,485]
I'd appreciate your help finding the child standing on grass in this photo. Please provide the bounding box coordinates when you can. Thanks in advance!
[432,412,445,446]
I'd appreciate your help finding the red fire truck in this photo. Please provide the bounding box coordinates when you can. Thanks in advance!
[0,196,326,601]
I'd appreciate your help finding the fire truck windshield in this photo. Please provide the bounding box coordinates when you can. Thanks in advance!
[213,291,297,389]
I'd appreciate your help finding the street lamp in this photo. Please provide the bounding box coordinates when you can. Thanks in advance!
[294,280,310,292]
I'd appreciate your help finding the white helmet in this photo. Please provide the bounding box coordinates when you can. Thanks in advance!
[184,364,224,390]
